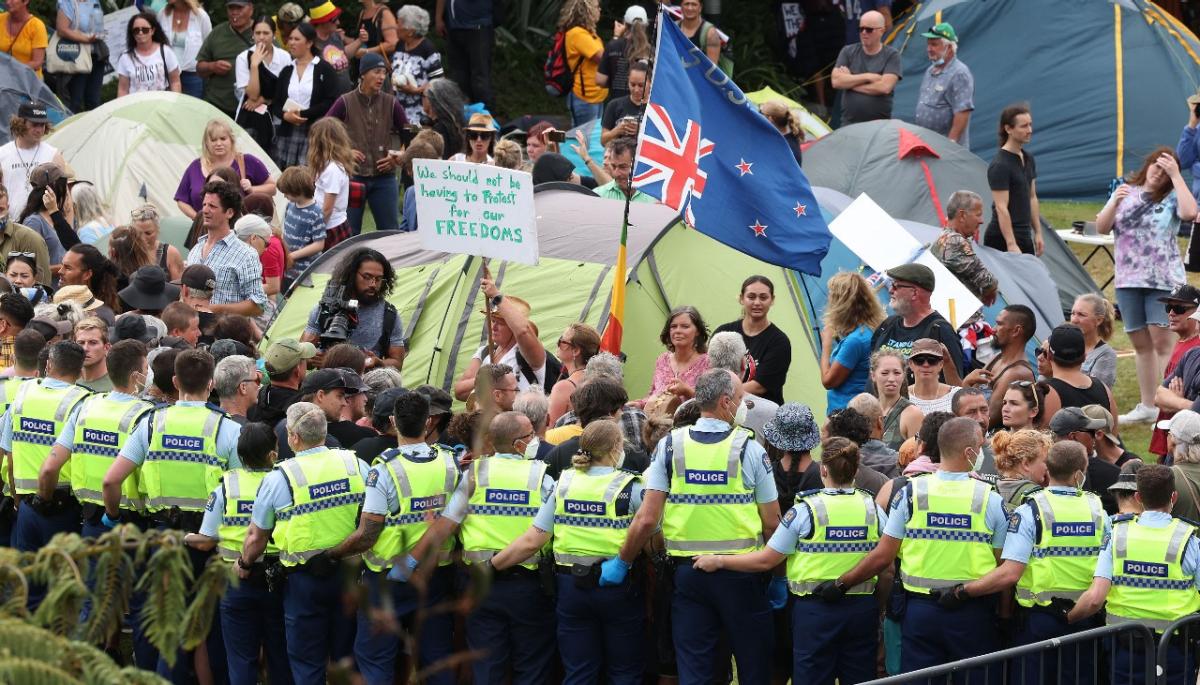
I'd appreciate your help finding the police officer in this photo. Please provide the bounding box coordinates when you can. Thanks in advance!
[693,436,884,685]
[0,328,45,547]
[2,340,90,552]
[948,440,1106,683]
[39,340,153,538]
[325,390,458,685]
[827,416,1008,677]
[240,402,369,685]
[1068,464,1200,685]
[614,369,782,685]
[490,419,645,683]
[412,410,558,684]
[185,422,291,685]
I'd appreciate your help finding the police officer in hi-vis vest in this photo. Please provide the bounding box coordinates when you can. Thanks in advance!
[491,419,646,684]
[826,417,1009,678]
[0,327,47,547]
[39,340,154,538]
[324,389,458,685]
[185,422,292,685]
[615,369,782,685]
[1068,464,1200,685]
[949,440,1107,685]
[693,436,886,685]
[413,410,559,684]
[2,340,90,552]
[240,403,368,685]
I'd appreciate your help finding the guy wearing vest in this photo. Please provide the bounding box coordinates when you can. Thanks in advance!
[947,440,1107,684]
[325,390,458,685]
[40,340,153,538]
[240,402,368,685]
[2,341,90,552]
[185,422,290,685]
[1068,464,1200,685]
[827,417,1008,678]
[413,410,558,684]
[0,328,45,546]
[692,436,885,685]
[614,368,782,685]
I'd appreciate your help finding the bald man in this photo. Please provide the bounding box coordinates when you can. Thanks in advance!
[830,10,902,125]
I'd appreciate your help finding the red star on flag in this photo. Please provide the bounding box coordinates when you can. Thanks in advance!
[750,220,768,237]
[793,202,807,217]
[735,158,753,176]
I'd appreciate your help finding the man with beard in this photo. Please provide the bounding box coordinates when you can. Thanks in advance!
[301,248,406,370]
[870,263,964,381]
[962,304,1036,429]
[1150,285,1200,460]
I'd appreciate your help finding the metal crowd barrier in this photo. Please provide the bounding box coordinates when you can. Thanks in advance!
[1156,615,1200,685]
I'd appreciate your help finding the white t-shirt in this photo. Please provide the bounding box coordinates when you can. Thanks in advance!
[0,141,58,220]
[158,6,211,72]
[234,46,292,109]
[285,56,322,111]
[314,161,350,228]
[473,343,547,392]
[116,46,180,93]
[449,153,494,164]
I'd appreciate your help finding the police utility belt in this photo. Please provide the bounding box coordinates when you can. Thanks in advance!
[26,488,77,517]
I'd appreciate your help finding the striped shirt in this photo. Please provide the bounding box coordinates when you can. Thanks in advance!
[186,231,268,309]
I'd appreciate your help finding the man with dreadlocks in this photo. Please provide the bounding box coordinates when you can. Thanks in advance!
[300,247,405,370]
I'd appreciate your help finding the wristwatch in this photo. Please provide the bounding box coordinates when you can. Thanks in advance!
[834,579,847,592]
[490,294,503,309]
[237,557,253,570]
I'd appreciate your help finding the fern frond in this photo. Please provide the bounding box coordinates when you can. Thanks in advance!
[0,656,82,685]
[79,537,133,645]
[0,562,30,616]
[134,534,192,666]
[179,556,229,650]
[32,568,89,636]
[119,666,173,685]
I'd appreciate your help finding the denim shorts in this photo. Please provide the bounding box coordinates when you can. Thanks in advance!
[1115,286,1172,332]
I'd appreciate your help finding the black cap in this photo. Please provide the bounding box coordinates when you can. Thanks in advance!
[1048,324,1086,365]
[17,103,49,123]
[1158,284,1200,306]
[173,264,217,291]
[372,387,410,419]
[1048,407,1106,436]
[300,368,355,395]
[414,384,453,415]
[532,153,576,184]
[110,315,155,344]
[210,338,253,362]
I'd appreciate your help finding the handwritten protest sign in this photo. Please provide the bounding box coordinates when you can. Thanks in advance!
[413,160,539,265]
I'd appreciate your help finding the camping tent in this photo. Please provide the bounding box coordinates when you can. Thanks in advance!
[888,0,1200,198]
[45,92,283,224]
[0,53,69,146]
[263,187,828,414]
[802,119,1098,313]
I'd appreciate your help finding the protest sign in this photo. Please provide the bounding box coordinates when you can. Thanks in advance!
[413,160,539,265]
[830,193,982,327]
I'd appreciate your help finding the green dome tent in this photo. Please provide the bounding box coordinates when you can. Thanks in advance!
[46,92,282,225]
[263,187,826,414]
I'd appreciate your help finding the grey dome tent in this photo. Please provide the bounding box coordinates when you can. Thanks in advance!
[0,53,69,146]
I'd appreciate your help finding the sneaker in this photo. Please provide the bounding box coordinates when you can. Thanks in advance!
[1119,403,1158,424]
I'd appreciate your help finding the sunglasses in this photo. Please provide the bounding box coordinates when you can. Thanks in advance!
[466,130,494,141]
[7,251,34,259]
[910,355,942,366]
[133,26,153,34]
[1166,303,1197,315]
[557,337,576,348]
[889,282,916,293]
[859,25,882,33]
[1010,380,1040,412]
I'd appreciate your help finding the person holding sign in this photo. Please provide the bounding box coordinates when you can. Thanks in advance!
[454,274,550,399]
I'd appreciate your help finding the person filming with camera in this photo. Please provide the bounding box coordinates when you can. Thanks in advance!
[300,247,405,369]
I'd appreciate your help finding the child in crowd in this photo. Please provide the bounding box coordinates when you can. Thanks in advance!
[278,165,326,288]
[306,118,355,250]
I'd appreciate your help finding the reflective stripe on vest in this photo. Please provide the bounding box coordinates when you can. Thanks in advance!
[898,475,997,593]
[552,468,637,566]
[274,449,366,567]
[1016,490,1105,607]
[142,406,226,512]
[71,394,152,509]
[218,469,275,561]
[1106,518,1200,631]
[459,456,547,569]
[363,445,458,572]
[662,427,762,556]
[789,490,880,596]
[10,381,90,493]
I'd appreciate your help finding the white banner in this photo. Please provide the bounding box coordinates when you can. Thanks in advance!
[413,160,538,265]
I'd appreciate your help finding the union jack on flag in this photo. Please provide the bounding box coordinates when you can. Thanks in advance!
[631,13,831,275]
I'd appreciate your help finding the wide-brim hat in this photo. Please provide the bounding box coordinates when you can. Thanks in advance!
[309,1,342,25]
[53,285,104,312]
[762,402,820,452]
[119,265,180,311]
[465,113,496,132]
[479,295,531,317]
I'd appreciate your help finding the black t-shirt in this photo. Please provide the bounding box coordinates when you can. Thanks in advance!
[986,148,1038,231]
[601,96,646,132]
[870,312,965,379]
[597,37,630,102]
[542,435,650,481]
[355,434,397,464]
[1086,455,1121,515]
[328,420,378,450]
[1114,450,1140,468]
[713,320,791,405]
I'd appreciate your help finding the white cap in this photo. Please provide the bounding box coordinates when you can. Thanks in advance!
[1158,409,1200,444]
[234,213,272,242]
[624,5,648,24]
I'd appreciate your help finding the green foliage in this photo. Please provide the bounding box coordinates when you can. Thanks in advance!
[134,531,193,667]
[179,556,230,650]
[0,618,170,685]
[79,533,134,646]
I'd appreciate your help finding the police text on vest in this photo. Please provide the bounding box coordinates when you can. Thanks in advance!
[926,512,971,529]
[1123,560,1169,577]
[309,479,351,499]
[826,526,868,540]
[486,489,529,505]
[564,499,606,516]
[1051,522,1096,537]
[685,469,728,485]
[163,434,203,451]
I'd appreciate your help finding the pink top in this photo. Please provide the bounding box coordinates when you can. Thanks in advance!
[643,351,710,400]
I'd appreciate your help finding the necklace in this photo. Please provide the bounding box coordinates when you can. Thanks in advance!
[13,142,41,181]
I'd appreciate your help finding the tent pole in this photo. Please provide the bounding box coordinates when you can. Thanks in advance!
[483,258,496,362]
[425,255,472,385]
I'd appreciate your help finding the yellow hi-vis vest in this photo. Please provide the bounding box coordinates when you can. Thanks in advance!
[789,489,881,596]
[1016,489,1105,608]
[1106,517,1200,632]
[551,467,637,566]
[70,394,153,509]
[0,376,24,497]
[661,426,762,556]
[459,455,548,570]
[9,380,90,495]
[898,474,997,594]
[141,405,228,512]
[217,468,278,561]
[363,445,459,572]
[273,448,366,567]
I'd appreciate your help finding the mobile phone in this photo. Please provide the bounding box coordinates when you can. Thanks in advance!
[546,130,566,143]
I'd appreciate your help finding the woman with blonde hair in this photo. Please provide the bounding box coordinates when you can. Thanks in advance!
[548,322,602,425]
[174,119,275,219]
[760,100,804,165]
[871,348,924,450]
[71,183,113,245]
[820,272,886,413]
[1070,293,1117,388]
[992,428,1051,510]
[306,117,357,249]
[489,419,646,682]
[157,0,211,98]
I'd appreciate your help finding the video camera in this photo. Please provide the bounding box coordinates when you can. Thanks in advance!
[315,284,359,348]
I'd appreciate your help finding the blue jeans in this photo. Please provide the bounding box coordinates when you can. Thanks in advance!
[179,71,204,99]
[567,93,604,127]
[354,566,454,685]
[465,573,557,684]
[66,55,105,112]
[555,574,643,685]
[672,564,774,685]
[348,174,399,235]
[221,578,292,685]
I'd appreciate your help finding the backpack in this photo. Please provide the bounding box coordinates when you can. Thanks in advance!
[698,20,735,78]
[543,30,583,97]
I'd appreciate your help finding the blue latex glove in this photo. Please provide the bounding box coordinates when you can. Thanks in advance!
[767,577,788,609]
[386,554,420,583]
[100,513,120,529]
[598,556,631,586]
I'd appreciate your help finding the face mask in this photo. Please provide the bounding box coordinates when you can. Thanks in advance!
[733,400,749,426]
[1075,472,1086,490]
[931,56,945,67]
[967,448,984,472]
[523,437,540,460]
